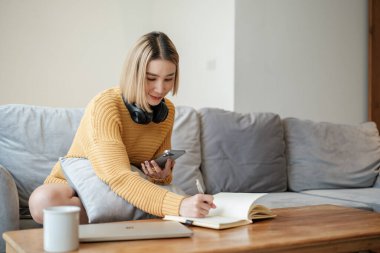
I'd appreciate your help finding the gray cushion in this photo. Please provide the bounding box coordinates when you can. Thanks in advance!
[198,108,287,194]
[60,157,185,223]
[375,174,380,188]
[255,192,372,211]
[284,118,380,192]
[0,104,83,207]
[171,106,205,195]
[302,188,380,212]
[0,164,19,253]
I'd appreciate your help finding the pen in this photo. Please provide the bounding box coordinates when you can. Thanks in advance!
[196,179,204,194]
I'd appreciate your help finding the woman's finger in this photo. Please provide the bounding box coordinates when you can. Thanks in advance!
[164,158,173,171]
[141,163,148,174]
[150,160,163,174]
[199,208,209,217]
[145,161,155,175]
[198,194,216,209]
[198,203,214,217]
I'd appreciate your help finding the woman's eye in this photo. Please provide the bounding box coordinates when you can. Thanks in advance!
[147,78,156,81]
[165,79,173,82]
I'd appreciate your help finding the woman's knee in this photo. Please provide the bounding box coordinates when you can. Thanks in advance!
[29,184,75,224]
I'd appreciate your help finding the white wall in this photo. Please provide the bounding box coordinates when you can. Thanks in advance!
[0,0,234,111]
[235,0,368,124]
[150,0,235,110]
[0,0,369,124]
[0,0,154,107]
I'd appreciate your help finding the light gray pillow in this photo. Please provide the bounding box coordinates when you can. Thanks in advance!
[171,106,205,195]
[0,164,19,253]
[284,118,380,191]
[0,104,83,208]
[198,108,287,194]
[60,157,185,223]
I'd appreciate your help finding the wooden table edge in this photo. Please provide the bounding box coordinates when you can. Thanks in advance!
[3,205,380,253]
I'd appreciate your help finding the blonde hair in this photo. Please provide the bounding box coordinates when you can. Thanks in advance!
[120,31,180,112]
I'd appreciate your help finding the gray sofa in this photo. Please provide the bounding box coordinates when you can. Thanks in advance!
[1,104,380,252]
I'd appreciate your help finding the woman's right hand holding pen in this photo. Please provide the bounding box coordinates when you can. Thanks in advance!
[179,194,216,218]
[179,179,216,218]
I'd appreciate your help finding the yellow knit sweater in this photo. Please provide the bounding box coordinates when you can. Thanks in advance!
[44,88,185,217]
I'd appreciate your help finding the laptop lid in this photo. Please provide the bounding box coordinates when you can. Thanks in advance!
[79,220,193,242]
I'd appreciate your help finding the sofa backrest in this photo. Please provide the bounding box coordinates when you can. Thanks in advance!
[0,104,289,206]
[198,108,287,194]
[0,104,84,207]
[171,106,205,195]
[284,118,380,191]
[3,104,378,207]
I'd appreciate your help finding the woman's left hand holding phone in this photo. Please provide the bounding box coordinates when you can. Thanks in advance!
[141,159,174,180]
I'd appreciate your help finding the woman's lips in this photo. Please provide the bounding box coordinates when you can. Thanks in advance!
[150,95,162,101]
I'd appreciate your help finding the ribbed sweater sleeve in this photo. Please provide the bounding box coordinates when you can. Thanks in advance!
[44,161,68,184]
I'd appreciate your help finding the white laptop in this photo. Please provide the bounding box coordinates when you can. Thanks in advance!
[79,220,193,242]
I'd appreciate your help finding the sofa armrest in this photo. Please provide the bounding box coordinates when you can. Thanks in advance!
[0,164,20,253]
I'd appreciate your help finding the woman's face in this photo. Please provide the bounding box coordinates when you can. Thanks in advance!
[145,59,176,106]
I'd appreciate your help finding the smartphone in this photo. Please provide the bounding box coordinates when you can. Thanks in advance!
[154,149,186,168]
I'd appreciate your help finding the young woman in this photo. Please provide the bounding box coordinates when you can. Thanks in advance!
[29,31,215,224]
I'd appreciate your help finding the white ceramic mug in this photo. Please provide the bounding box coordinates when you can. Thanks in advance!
[43,206,80,252]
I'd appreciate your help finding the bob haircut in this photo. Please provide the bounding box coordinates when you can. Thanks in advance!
[120,31,180,112]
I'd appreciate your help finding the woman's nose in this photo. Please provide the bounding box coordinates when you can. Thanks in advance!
[154,81,165,93]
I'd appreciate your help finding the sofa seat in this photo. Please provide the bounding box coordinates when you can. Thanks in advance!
[255,192,372,211]
[302,188,380,212]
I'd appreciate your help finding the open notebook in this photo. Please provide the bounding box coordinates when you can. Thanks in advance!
[79,220,193,242]
[164,192,276,229]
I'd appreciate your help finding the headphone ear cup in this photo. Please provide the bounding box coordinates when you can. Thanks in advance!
[124,97,168,124]
[152,100,169,123]
[124,99,153,124]
[131,108,153,124]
